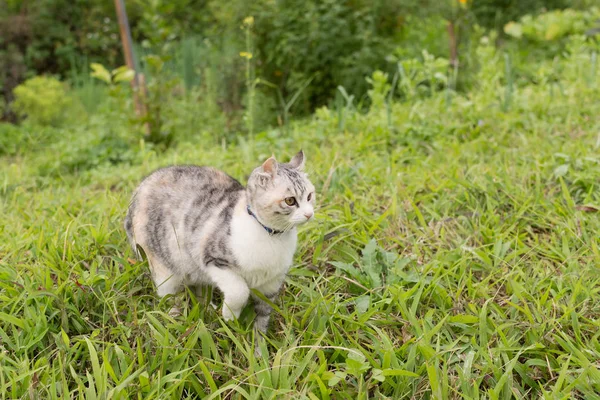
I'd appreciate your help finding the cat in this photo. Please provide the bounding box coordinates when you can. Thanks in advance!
[124,150,315,351]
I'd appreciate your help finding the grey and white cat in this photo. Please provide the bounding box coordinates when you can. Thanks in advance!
[124,150,315,341]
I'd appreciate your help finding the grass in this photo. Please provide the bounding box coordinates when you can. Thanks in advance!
[1,37,600,399]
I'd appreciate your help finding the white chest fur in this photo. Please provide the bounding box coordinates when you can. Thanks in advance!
[229,206,297,289]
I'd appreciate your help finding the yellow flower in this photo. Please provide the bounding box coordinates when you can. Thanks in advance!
[459,0,467,4]
[239,52,253,59]
[243,16,254,27]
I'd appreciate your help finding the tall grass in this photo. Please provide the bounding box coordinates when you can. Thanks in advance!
[2,30,600,399]
[69,56,109,114]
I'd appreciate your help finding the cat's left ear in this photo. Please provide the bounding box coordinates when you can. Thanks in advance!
[257,156,278,186]
[289,150,305,170]
[262,156,278,176]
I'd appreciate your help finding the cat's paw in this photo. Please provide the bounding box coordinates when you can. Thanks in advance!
[168,306,181,317]
[222,306,240,322]
[254,344,265,358]
[254,335,267,358]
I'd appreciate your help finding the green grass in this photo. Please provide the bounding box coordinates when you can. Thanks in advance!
[1,39,600,399]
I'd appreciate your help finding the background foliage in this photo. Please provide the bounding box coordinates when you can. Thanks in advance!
[1,0,600,398]
[2,0,595,126]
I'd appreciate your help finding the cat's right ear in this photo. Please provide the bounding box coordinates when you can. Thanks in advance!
[289,150,305,170]
[257,156,278,186]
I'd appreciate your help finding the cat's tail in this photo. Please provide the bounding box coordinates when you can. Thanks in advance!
[124,197,141,260]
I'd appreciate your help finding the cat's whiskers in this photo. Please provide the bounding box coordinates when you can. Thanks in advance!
[280,221,293,234]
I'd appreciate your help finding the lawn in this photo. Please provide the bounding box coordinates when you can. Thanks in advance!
[1,39,600,399]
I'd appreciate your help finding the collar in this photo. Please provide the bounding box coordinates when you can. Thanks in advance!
[247,205,284,235]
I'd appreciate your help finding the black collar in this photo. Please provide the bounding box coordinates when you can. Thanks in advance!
[247,206,284,235]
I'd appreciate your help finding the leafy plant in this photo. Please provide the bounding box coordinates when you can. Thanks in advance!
[90,63,135,85]
[331,239,413,291]
[504,8,600,42]
[241,16,256,135]
[0,123,25,155]
[89,63,136,113]
[138,54,180,147]
[366,71,391,110]
[253,0,400,111]
[11,76,72,126]
[396,51,450,99]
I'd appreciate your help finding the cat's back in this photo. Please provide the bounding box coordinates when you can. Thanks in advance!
[137,165,241,193]
[132,164,245,212]
[127,165,245,261]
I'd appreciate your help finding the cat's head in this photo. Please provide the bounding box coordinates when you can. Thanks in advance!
[247,150,316,232]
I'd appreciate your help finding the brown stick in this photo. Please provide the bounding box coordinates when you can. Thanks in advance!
[114,0,150,134]
[447,20,458,68]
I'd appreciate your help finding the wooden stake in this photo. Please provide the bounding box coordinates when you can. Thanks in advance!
[447,20,458,69]
[114,0,150,134]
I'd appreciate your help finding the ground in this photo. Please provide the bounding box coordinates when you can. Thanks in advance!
[1,43,600,398]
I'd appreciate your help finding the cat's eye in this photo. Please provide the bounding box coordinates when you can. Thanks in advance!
[284,197,297,206]
[307,192,313,201]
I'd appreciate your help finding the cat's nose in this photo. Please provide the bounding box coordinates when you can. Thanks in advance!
[304,211,313,220]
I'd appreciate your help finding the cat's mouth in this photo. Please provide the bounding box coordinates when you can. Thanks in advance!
[291,216,313,225]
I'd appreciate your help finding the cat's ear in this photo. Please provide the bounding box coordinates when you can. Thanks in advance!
[289,150,305,170]
[257,156,278,185]
[257,156,278,186]
[262,156,278,176]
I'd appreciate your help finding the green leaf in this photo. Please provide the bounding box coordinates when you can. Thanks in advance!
[113,67,135,83]
[417,341,436,361]
[449,315,479,324]
[355,295,370,314]
[60,329,70,347]
[0,312,25,328]
[139,371,150,392]
[504,22,523,38]
[553,164,569,178]
[90,63,112,84]
[382,369,419,377]
[325,371,346,387]
[361,239,382,287]
[371,368,386,382]
[331,261,363,282]
[361,238,378,264]
[345,350,371,377]
[545,23,562,40]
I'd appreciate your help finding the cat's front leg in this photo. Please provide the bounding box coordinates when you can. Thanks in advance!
[252,290,279,334]
[207,266,250,321]
[252,276,284,356]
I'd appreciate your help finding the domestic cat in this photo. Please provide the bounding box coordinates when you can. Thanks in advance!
[124,150,315,350]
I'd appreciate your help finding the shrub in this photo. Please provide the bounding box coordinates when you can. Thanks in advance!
[0,122,60,156]
[504,8,600,42]
[253,0,400,111]
[366,71,391,110]
[0,123,23,156]
[11,76,72,126]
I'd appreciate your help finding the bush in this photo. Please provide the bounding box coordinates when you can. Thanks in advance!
[0,122,60,156]
[0,123,24,156]
[471,0,571,31]
[504,8,600,42]
[253,0,400,111]
[0,0,124,117]
[11,76,72,126]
